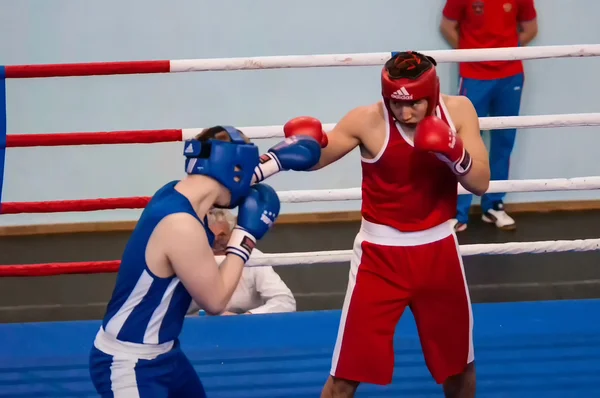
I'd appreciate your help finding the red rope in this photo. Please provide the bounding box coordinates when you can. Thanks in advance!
[4,60,171,79]
[6,130,183,147]
[0,261,121,277]
[0,197,151,214]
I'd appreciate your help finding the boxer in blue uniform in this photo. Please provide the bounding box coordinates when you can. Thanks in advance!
[88,125,322,397]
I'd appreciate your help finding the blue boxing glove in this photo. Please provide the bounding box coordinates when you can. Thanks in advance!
[225,183,280,263]
[253,116,326,183]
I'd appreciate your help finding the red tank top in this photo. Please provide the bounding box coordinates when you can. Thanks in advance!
[360,96,458,232]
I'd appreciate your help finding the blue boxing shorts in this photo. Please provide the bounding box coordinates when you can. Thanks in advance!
[89,329,206,397]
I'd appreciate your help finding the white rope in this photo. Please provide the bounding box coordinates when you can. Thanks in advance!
[275,177,600,203]
[478,113,600,130]
[181,113,600,141]
[237,238,600,267]
[170,44,600,73]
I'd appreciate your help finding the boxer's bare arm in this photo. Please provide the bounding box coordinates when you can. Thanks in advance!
[310,106,368,170]
[452,96,490,195]
[160,213,245,315]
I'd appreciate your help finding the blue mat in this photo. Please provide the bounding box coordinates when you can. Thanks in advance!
[1,299,600,397]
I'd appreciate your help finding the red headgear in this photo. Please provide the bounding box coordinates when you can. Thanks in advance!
[381,51,440,116]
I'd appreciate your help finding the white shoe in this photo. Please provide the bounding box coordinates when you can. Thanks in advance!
[482,202,516,230]
[450,218,467,232]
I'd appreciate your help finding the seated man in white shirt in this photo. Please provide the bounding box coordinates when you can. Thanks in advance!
[189,208,297,316]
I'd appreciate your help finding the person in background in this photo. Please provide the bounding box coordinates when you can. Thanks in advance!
[190,208,296,315]
[440,0,538,232]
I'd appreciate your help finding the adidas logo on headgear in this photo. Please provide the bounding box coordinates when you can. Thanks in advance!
[391,87,412,100]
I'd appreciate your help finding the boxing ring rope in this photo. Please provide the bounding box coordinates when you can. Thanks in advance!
[4,44,600,78]
[2,43,600,279]
[4,112,600,147]
[2,237,600,277]
[2,177,600,215]
[1,173,600,277]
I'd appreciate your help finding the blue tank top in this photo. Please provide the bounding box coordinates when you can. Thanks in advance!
[101,180,214,345]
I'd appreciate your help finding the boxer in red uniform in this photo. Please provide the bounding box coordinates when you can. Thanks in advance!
[255,51,490,398]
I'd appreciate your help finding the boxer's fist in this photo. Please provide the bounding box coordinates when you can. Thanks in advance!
[236,184,280,239]
[414,116,472,176]
[268,135,321,171]
[284,116,328,148]
[226,184,280,262]
[252,118,326,183]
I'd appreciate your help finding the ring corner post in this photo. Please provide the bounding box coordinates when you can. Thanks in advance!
[0,66,6,214]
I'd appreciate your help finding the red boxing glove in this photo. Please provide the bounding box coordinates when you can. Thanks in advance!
[283,116,328,148]
[414,116,472,176]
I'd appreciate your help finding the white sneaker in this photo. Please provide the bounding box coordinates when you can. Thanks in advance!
[450,218,467,232]
[482,202,516,230]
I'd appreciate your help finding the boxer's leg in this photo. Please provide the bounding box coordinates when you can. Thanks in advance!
[322,233,411,397]
[410,233,475,398]
[169,348,207,398]
[89,346,119,398]
[89,345,171,397]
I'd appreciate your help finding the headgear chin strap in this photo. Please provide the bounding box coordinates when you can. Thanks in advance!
[381,51,440,117]
[183,126,259,209]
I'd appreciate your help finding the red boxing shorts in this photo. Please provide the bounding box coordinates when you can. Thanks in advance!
[330,219,474,385]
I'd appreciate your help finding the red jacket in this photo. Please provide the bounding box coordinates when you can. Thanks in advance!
[443,0,537,79]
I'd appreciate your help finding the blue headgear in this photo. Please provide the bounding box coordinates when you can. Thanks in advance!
[184,126,259,208]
